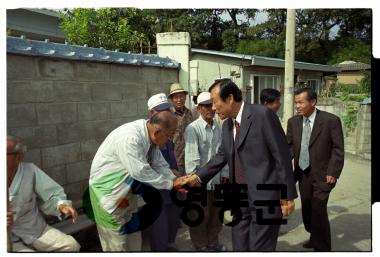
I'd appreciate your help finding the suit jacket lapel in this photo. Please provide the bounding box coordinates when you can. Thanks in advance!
[295,115,303,155]
[309,109,323,147]
[237,104,252,149]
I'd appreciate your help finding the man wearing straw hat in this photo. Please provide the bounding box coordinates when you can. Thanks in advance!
[168,83,195,175]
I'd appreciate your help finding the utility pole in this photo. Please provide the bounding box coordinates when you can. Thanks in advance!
[283,9,296,127]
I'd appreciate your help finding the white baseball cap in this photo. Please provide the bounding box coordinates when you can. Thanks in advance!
[147,93,172,111]
[197,92,212,105]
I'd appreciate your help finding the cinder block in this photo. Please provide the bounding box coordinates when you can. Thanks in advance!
[78,102,109,121]
[66,161,92,184]
[63,181,86,204]
[161,69,179,84]
[7,54,36,79]
[37,58,75,80]
[110,101,138,118]
[81,139,103,160]
[7,81,54,103]
[41,143,81,168]
[53,82,92,102]
[110,65,141,82]
[147,82,170,96]
[44,165,67,186]
[7,104,37,127]
[91,84,125,101]
[137,99,149,116]
[8,125,58,148]
[78,120,115,140]
[122,82,147,100]
[56,123,81,144]
[140,66,162,84]
[23,148,42,167]
[36,103,77,125]
[74,61,108,81]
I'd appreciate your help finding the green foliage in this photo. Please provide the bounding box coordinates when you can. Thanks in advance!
[328,38,371,65]
[359,70,371,95]
[58,8,371,64]
[59,8,152,53]
[342,105,358,130]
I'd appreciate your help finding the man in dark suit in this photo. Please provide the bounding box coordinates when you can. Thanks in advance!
[181,79,298,251]
[286,87,344,251]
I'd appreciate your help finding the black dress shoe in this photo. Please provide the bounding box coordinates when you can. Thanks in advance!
[302,241,314,249]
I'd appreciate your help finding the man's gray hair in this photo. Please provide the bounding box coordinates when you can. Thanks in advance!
[7,135,27,154]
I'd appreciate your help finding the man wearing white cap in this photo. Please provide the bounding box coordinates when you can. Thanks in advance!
[146,93,181,251]
[168,83,195,175]
[184,92,229,251]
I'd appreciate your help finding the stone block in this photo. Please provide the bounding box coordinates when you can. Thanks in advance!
[66,161,92,184]
[147,82,170,96]
[81,139,103,160]
[121,82,147,100]
[110,101,138,118]
[78,102,109,121]
[7,54,36,79]
[8,125,58,148]
[7,81,54,103]
[140,66,162,84]
[41,143,81,168]
[53,82,92,102]
[7,104,37,127]
[44,165,67,186]
[23,148,42,167]
[161,69,179,84]
[36,103,77,125]
[78,120,115,140]
[91,84,125,101]
[110,65,141,82]
[37,58,75,80]
[56,123,81,144]
[74,61,108,81]
[63,181,87,204]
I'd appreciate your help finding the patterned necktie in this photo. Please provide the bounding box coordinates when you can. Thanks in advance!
[234,120,245,184]
[299,118,311,171]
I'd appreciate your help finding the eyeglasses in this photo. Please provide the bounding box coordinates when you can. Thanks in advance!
[7,152,18,156]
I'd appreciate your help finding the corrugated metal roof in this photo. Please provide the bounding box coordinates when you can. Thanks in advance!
[191,48,340,72]
[7,36,179,69]
[336,62,371,71]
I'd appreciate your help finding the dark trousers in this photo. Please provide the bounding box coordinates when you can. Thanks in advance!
[149,190,181,251]
[232,207,280,251]
[189,190,223,249]
[299,171,332,251]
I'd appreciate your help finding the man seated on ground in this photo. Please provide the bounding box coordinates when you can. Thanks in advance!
[7,136,80,252]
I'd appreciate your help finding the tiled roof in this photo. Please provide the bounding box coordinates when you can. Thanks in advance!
[7,36,179,69]
[336,62,371,71]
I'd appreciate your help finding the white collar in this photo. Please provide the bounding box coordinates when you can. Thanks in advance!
[198,115,215,130]
[304,108,317,124]
[235,101,245,125]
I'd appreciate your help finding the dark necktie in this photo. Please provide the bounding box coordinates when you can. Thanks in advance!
[234,120,245,184]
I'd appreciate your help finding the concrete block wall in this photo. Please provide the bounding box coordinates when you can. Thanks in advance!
[317,97,371,161]
[7,54,179,206]
[355,105,371,160]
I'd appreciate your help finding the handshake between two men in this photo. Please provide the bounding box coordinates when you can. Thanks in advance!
[172,173,295,219]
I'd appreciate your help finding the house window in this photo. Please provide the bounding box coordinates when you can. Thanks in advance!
[249,74,281,104]
[306,79,321,94]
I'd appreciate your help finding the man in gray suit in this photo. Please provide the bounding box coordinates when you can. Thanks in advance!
[181,79,298,251]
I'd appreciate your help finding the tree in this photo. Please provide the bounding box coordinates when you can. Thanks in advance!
[59,8,149,53]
